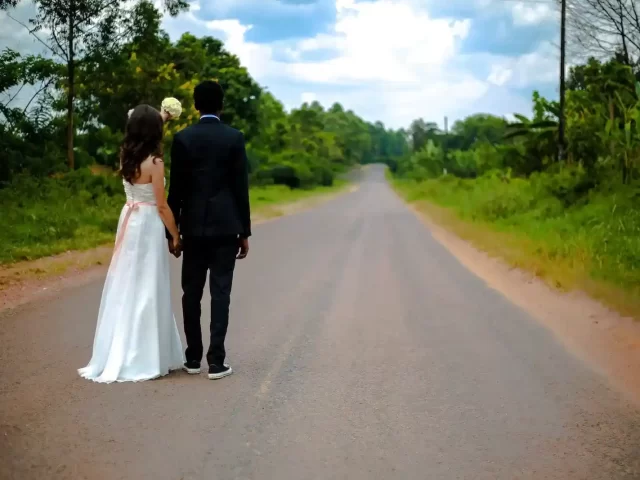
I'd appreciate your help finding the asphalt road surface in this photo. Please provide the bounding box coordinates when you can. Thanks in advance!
[2,165,640,480]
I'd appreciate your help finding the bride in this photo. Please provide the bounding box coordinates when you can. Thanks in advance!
[78,102,185,383]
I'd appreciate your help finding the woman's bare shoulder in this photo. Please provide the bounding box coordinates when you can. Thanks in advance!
[141,156,164,171]
[133,156,159,183]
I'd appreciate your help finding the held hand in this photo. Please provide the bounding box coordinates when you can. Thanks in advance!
[168,237,182,258]
[172,236,182,258]
[237,237,249,260]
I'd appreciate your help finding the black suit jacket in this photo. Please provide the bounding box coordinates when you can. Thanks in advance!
[168,117,251,238]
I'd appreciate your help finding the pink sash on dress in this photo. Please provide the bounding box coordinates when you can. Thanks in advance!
[113,201,156,257]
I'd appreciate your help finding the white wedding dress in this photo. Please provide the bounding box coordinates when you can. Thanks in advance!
[78,179,185,383]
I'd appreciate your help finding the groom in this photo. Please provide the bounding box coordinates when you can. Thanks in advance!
[168,80,251,380]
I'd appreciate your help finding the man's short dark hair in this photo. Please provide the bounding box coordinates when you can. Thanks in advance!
[194,80,224,114]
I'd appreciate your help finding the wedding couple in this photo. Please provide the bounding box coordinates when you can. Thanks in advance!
[78,81,251,383]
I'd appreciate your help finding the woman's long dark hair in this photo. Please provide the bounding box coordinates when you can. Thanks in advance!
[120,104,164,184]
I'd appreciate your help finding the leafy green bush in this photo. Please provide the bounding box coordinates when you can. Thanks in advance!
[0,169,124,263]
[530,167,596,207]
[0,166,347,264]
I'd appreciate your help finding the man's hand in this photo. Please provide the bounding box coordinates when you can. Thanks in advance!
[237,237,249,260]
[168,237,182,258]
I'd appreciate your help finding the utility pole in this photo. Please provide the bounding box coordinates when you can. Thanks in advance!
[443,116,449,176]
[558,0,567,162]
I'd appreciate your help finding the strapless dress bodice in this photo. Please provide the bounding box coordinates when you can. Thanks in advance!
[123,179,164,203]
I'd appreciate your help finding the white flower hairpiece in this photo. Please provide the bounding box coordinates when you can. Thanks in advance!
[161,97,182,120]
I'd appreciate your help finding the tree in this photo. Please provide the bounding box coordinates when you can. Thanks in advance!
[324,103,372,166]
[171,34,262,140]
[74,1,177,134]
[0,2,408,189]
[568,0,640,67]
[408,119,441,152]
[503,92,561,174]
[1,0,188,169]
[0,49,58,120]
[449,114,509,150]
[0,49,62,182]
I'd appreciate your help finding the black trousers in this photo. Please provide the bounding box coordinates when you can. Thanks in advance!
[181,236,238,366]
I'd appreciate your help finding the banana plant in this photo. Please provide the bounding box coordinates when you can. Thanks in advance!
[503,113,558,173]
[602,81,640,183]
[504,91,559,152]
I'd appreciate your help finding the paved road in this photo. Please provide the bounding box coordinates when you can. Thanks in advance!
[1,165,640,480]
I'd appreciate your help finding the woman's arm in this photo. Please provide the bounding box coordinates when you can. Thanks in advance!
[151,158,180,245]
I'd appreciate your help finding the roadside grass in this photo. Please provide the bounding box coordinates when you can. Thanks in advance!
[1,169,348,265]
[250,179,347,219]
[391,174,640,318]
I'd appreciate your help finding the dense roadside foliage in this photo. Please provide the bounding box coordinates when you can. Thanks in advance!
[389,56,640,312]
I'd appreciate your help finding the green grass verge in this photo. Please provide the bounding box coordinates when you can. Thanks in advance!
[250,179,347,208]
[391,174,640,317]
[0,169,347,265]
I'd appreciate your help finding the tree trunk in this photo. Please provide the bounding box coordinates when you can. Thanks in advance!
[66,1,75,170]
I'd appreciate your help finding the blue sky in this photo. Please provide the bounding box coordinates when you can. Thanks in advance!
[2,0,561,129]
[161,0,561,128]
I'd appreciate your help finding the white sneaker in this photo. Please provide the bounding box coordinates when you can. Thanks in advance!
[182,362,201,375]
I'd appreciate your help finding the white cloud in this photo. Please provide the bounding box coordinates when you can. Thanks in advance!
[171,0,480,126]
[205,19,276,79]
[487,43,558,88]
[2,0,560,128]
[296,0,471,84]
[163,0,558,127]
[512,2,557,26]
[488,65,513,86]
[187,0,471,86]
[0,0,562,134]
[301,92,318,104]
